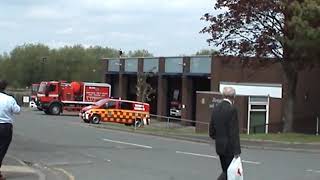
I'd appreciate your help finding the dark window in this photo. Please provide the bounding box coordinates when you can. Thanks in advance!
[105,101,117,109]
[251,105,266,110]
[120,102,133,110]
[48,84,56,92]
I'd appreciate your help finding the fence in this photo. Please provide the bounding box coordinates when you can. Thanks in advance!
[5,89,30,106]
[150,114,209,130]
[92,113,211,141]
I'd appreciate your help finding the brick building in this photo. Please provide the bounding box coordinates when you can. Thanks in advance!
[101,56,320,134]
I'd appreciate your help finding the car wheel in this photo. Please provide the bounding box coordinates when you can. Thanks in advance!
[91,115,101,124]
[49,104,61,115]
[134,119,143,128]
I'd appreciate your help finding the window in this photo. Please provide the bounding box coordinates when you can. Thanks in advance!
[165,57,183,73]
[120,102,133,110]
[144,58,159,72]
[125,59,138,72]
[190,57,211,74]
[48,84,56,92]
[251,105,267,110]
[105,101,117,109]
[108,59,120,71]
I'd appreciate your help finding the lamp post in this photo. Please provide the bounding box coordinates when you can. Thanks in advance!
[41,57,47,81]
[115,60,123,99]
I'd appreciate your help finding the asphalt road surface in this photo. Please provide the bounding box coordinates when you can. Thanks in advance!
[7,108,320,180]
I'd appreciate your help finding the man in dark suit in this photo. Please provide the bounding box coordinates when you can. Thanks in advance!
[209,87,241,180]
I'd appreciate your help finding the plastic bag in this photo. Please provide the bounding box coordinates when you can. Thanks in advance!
[227,157,244,180]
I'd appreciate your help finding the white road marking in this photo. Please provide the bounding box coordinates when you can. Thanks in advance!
[45,160,93,166]
[176,151,261,165]
[176,151,219,159]
[104,159,112,162]
[54,168,75,180]
[306,169,320,174]
[102,138,153,149]
[242,160,261,165]
[85,154,97,158]
[1,165,36,173]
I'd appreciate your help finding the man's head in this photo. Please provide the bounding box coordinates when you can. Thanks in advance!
[222,87,236,101]
[0,80,8,92]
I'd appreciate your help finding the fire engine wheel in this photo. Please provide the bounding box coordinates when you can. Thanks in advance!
[49,104,61,115]
[44,109,50,115]
[83,119,90,123]
[91,115,101,124]
[134,119,143,128]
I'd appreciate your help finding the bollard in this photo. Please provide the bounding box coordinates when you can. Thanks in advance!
[166,117,170,129]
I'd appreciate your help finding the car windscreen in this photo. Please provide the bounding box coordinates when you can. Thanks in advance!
[94,99,108,107]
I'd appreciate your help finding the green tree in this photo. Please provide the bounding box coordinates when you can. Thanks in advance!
[195,49,219,55]
[136,68,156,103]
[201,0,320,132]
[0,44,155,89]
[127,49,153,57]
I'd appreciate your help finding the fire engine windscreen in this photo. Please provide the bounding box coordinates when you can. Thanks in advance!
[38,82,47,93]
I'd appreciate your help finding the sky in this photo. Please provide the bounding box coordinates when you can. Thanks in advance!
[0,0,216,56]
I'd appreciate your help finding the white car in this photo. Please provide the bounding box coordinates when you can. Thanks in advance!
[170,108,181,117]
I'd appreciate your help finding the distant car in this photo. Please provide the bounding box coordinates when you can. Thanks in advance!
[80,98,150,127]
[29,101,37,108]
[169,108,181,117]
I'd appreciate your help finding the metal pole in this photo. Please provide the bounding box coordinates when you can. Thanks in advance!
[134,118,137,131]
[316,116,319,136]
[166,117,170,129]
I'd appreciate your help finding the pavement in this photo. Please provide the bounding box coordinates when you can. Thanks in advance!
[1,155,73,180]
[1,155,39,180]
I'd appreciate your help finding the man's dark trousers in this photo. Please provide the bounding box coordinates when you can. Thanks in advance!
[0,123,12,167]
[219,155,233,173]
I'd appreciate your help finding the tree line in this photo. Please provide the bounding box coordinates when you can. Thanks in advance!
[0,44,157,88]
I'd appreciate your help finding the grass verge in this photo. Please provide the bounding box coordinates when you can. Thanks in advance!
[240,133,320,143]
[89,122,320,144]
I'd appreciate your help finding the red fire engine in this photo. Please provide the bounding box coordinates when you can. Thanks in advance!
[37,81,111,115]
[31,83,40,101]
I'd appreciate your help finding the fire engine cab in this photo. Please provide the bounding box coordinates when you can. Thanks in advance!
[37,81,111,115]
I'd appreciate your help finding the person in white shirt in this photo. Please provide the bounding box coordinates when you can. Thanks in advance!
[0,80,20,180]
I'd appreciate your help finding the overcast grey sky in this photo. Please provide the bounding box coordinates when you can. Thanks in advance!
[0,0,216,56]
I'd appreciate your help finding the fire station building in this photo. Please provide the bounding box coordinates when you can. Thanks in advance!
[102,56,320,134]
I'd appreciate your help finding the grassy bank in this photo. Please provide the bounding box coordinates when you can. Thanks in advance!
[240,133,320,143]
[89,121,320,143]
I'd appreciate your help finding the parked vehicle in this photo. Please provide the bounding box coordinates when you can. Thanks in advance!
[31,83,40,101]
[37,81,111,115]
[30,83,41,110]
[169,89,182,117]
[80,98,150,127]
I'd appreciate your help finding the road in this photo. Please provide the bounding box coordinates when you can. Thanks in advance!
[7,108,320,180]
